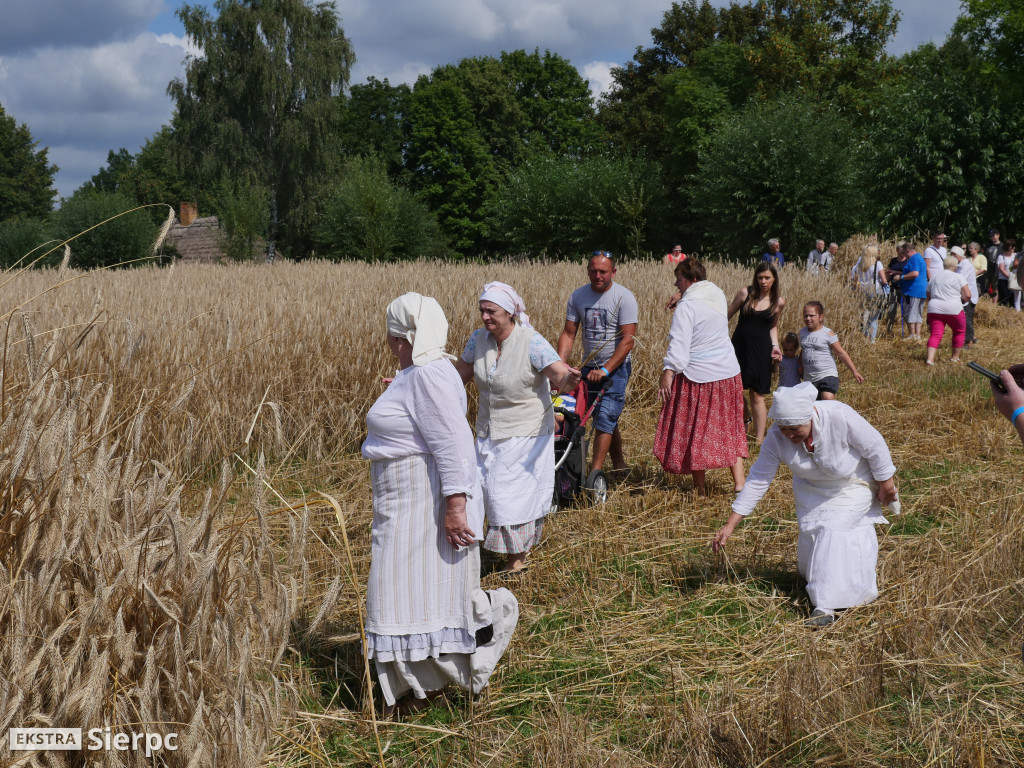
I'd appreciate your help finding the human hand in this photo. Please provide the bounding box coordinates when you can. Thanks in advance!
[771,345,783,362]
[876,477,898,506]
[711,523,736,553]
[658,369,675,403]
[992,364,1024,421]
[443,495,475,549]
[665,291,681,312]
[381,377,394,386]
[586,368,607,384]
[561,366,581,392]
[853,372,865,384]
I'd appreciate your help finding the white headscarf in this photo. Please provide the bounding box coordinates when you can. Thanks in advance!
[479,282,533,329]
[768,381,818,426]
[385,292,453,366]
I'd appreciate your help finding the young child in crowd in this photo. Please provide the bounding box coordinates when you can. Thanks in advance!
[798,301,864,400]
[776,331,802,388]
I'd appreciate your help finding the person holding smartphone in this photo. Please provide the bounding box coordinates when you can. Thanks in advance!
[990,364,1024,446]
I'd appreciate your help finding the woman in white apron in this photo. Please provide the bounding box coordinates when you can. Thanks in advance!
[712,382,899,626]
[455,282,581,573]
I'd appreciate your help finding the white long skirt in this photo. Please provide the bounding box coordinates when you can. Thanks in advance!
[477,431,554,528]
[797,525,879,612]
[365,454,518,705]
[794,478,886,612]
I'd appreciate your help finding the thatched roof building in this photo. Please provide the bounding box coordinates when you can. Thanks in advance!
[163,203,225,264]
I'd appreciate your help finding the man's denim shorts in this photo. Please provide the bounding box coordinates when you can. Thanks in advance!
[583,360,631,434]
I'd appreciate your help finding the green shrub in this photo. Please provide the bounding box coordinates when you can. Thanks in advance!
[0,217,57,268]
[316,156,446,260]
[54,191,158,269]
[691,93,867,258]
[492,153,668,258]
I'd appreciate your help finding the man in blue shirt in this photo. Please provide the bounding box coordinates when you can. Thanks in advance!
[762,238,785,268]
[893,242,927,340]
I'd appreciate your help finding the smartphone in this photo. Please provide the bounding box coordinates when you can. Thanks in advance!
[967,362,1007,393]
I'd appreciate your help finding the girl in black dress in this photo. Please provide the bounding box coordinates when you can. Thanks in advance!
[727,262,785,444]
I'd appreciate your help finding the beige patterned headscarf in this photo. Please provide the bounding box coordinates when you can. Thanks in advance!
[479,282,534,329]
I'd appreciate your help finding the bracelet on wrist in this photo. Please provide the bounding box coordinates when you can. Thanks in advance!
[599,366,610,376]
[1012,405,1024,426]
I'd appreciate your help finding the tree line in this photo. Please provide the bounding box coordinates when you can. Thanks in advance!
[1,0,1022,267]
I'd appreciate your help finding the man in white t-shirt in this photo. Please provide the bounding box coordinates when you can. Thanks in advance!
[923,230,947,282]
[806,239,826,275]
[558,251,639,474]
[822,243,837,274]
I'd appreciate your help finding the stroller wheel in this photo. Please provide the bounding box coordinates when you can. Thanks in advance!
[584,470,609,505]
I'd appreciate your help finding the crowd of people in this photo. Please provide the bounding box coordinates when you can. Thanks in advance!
[880,230,1024,357]
[359,239,1022,714]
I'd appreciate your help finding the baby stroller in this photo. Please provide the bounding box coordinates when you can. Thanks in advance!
[551,379,611,512]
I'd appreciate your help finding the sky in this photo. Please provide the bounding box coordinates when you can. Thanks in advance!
[0,0,964,202]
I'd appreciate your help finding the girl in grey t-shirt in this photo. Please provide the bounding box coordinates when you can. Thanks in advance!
[798,301,864,400]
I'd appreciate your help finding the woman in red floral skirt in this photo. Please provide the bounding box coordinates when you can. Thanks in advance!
[654,257,748,496]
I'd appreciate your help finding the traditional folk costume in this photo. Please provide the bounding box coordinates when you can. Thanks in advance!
[654,280,748,473]
[362,293,518,707]
[732,382,897,614]
[463,283,560,555]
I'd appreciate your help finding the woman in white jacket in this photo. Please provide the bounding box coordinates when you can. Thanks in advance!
[712,382,899,626]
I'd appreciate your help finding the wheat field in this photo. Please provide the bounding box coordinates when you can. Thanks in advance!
[0,241,1021,767]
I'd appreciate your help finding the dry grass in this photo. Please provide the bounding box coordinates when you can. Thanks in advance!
[0,242,1021,767]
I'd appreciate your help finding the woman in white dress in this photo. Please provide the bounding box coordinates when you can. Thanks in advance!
[455,282,581,573]
[362,293,519,713]
[712,382,899,626]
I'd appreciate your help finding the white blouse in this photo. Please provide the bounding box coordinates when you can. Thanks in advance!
[361,359,477,498]
[926,269,967,316]
[663,286,740,383]
[733,401,896,523]
[954,258,978,304]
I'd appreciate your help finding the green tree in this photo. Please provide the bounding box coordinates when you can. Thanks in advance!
[0,103,58,221]
[54,191,158,269]
[866,39,1024,238]
[492,153,667,258]
[338,77,413,180]
[316,156,445,260]
[659,43,753,183]
[599,0,899,155]
[215,172,270,261]
[168,0,354,261]
[406,77,494,256]
[692,94,866,258]
[956,0,1024,96]
[404,49,599,256]
[83,127,197,222]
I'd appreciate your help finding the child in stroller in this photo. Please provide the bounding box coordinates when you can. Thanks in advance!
[551,380,611,511]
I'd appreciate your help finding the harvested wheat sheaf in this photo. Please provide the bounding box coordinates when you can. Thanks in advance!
[0,247,1020,768]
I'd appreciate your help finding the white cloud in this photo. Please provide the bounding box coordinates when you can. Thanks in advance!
[581,61,616,100]
[0,32,187,198]
[346,0,667,86]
